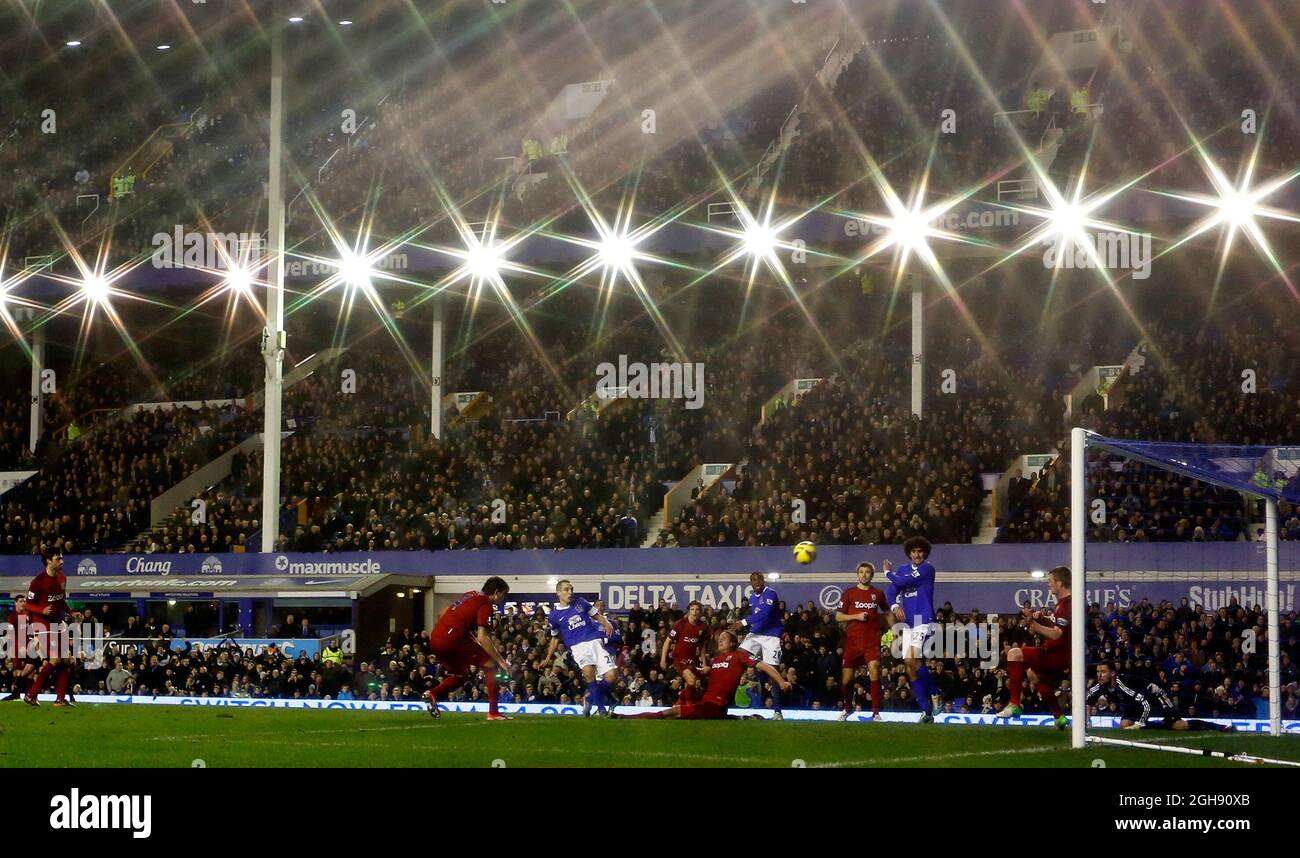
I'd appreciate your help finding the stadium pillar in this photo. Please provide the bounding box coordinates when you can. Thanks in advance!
[1265,497,1280,736]
[1070,426,1086,749]
[28,323,44,454]
[260,2,287,553]
[430,294,444,440]
[237,599,254,637]
[910,286,923,418]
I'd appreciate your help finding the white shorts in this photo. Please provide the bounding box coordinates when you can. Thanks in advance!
[901,623,934,656]
[740,633,782,666]
[570,639,617,677]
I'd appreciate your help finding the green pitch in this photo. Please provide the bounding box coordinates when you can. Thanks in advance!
[1,704,1296,767]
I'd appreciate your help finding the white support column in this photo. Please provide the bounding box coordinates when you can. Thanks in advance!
[1070,426,1086,749]
[430,295,444,440]
[1265,497,1280,737]
[260,4,287,554]
[910,285,923,419]
[28,324,44,454]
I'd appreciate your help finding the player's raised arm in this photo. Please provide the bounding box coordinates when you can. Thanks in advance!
[589,599,614,637]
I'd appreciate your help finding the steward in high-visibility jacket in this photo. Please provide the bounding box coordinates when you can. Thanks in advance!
[321,642,344,665]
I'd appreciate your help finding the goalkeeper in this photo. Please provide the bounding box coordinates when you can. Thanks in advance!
[1088,661,1233,732]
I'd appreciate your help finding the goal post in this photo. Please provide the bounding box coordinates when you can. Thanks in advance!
[1071,428,1292,749]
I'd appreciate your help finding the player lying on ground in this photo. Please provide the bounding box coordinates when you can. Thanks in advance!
[24,548,76,707]
[883,537,943,721]
[729,572,785,719]
[996,565,1071,728]
[544,579,619,717]
[1088,661,1233,732]
[661,600,708,705]
[426,576,513,720]
[623,630,790,720]
[2,595,38,702]
[835,562,889,720]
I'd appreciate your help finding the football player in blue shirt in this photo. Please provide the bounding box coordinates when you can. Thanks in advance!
[884,537,943,722]
[729,572,786,720]
[544,580,618,717]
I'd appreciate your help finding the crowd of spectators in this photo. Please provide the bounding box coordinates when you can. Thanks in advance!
[3,1,1295,269]
[999,315,1300,543]
[0,402,260,554]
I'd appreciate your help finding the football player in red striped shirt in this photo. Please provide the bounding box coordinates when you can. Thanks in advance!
[624,630,789,720]
[426,576,513,720]
[25,548,74,707]
[835,562,890,719]
[660,600,708,704]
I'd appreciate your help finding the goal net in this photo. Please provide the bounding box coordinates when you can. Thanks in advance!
[1069,429,1298,752]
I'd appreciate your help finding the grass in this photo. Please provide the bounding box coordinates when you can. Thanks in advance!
[1,703,1297,767]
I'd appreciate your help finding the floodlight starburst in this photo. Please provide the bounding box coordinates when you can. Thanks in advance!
[1000,161,1140,272]
[1158,143,1300,266]
[81,274,110,305]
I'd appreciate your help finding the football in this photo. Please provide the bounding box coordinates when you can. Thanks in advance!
[793,540,817,565]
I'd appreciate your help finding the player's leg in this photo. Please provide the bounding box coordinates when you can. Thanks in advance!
[739,636,775,717]
[623,704,682,720]
[1172,718,1234,732]
[901,624,936,719]
[680,666,698,704]
[483,661,506,719]
[27,656,59,704]
[426,644,473,717]
[598,667,619,715]
[867,659,883,718]
[839,661,858,719]
[53,658,73,705]
[2,660,23,701]
[426,669,466,716]
[1029,668,1063,725]
[762,638,783,718]
[995,646,1027,717]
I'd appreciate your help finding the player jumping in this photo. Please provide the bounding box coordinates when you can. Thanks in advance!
[426,576,513,720]
[729,572,785,720]
[996,565,1071,728]
[835,562,889,720]
[622,630,790,720]
[24,548,75,707]
[883,537,942,722]
[544,579,619,717]
[660,600,708,705]
[1088,661,1233,732]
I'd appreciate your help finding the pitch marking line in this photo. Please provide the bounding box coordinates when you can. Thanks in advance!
[809,745,1062,767]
